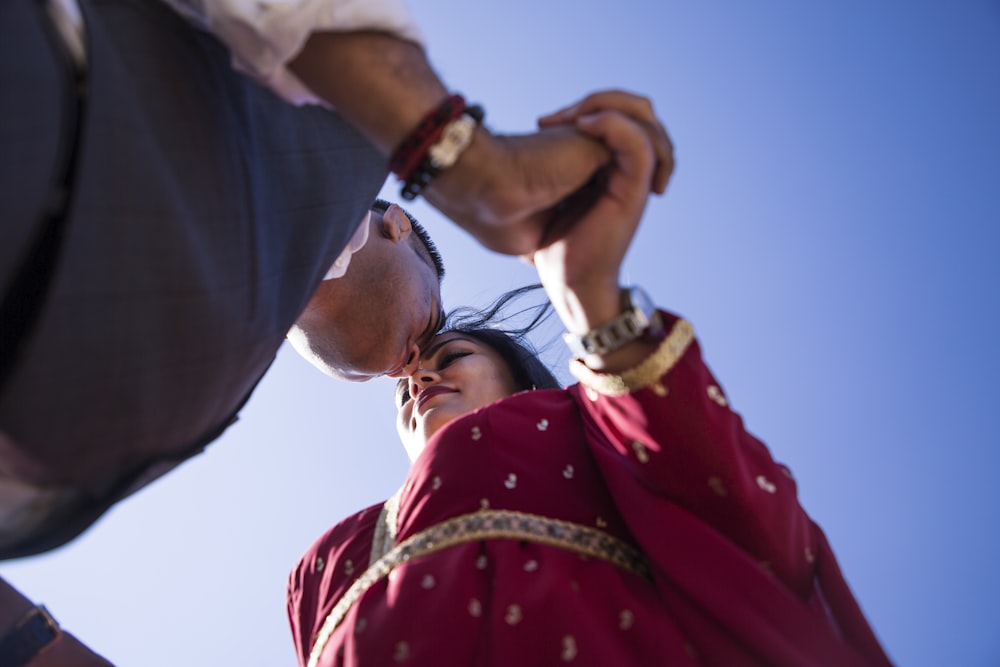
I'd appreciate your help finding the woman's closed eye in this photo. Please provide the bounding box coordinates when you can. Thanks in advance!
[437,350,471,368]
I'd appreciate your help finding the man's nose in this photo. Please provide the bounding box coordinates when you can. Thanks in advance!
[386,342,422,379]
[400,342,421,378]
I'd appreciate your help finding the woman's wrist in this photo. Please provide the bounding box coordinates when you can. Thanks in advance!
[580,339,660,374]
[570,318,694,394]
[546,280,622,335]
[556,285,665,374]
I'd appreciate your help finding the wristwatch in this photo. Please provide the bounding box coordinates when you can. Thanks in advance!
[0,605,60,667]
[427,112,478,171]
[563,286,663,358]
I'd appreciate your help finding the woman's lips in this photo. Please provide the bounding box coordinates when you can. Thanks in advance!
[415,386,456,413]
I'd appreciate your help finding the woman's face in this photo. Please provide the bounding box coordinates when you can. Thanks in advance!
[396,332,520,461]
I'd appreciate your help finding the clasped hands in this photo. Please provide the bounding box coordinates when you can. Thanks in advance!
[426,89,673,264]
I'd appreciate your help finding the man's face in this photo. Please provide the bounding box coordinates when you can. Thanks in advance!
[288,205,444,382]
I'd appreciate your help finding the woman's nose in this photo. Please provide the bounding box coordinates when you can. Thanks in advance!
[409,368,440,397]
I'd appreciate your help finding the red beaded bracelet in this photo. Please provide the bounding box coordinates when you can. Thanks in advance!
[389,94,469,180]
[388,94,485,201]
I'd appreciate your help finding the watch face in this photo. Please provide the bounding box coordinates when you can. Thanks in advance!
[628,286,655,317]
[562,287,660,359]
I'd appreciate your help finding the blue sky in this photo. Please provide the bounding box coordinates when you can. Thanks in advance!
[4,1,1000,665]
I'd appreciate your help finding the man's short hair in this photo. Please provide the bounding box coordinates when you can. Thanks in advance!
[372,198,445,280]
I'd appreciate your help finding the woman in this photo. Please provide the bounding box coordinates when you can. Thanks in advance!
[287,97,893,666]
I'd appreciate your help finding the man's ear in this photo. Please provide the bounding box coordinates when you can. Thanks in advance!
[381,204,412,242]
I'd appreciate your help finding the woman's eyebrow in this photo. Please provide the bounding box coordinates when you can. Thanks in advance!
[419,335,456,361]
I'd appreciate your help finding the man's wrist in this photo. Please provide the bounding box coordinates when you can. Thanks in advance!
[392,97,485,202]
[425,128,507,231]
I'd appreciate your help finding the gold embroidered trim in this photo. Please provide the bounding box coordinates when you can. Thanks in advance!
[307,509,649,667]
[369,487,403,566]
[569,318,695,396]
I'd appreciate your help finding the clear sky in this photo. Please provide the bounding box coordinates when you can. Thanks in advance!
[4,1,1000,665]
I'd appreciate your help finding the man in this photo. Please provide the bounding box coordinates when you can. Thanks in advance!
[288,199,446,383]
[0,196,443,665]
[0,195,444,666]
[0,194,442,552]
[0,0,671,660]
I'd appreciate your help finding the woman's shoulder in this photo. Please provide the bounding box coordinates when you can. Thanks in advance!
[292,502,382,572]
[287,501,386,663]
[288,502,384,602]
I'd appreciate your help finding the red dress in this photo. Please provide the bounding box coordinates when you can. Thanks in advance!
[287,313,893,666]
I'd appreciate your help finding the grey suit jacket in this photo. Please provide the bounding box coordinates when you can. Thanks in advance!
[0,0,386,556]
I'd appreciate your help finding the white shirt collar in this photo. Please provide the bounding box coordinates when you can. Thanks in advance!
[323,211,371,280]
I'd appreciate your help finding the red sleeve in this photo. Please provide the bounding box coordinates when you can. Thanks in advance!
[286,503,383,666]
[572,312,817,597]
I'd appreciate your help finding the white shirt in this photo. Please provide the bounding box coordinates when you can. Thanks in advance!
[46,0,424,105]
[324,210,370,280]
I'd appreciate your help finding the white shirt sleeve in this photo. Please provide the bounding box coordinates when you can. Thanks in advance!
[161,0,425,105]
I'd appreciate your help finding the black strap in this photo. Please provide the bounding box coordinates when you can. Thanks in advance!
[0,605,60,667]
[0,0,87,394]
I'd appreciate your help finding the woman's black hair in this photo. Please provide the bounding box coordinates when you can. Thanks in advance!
[442,285,561,391]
